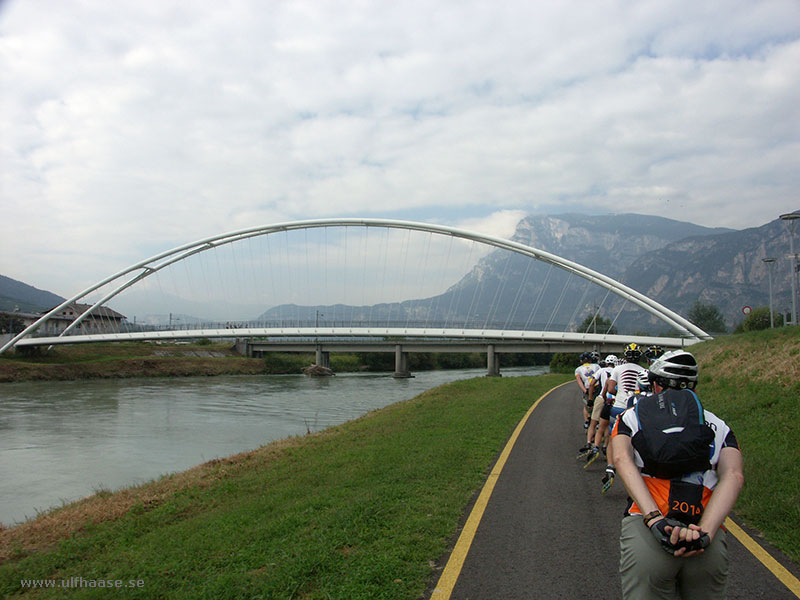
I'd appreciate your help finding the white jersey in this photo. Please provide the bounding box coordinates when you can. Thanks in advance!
[590,366,614,399]
[574,363,598,391]
[610,362,646,410]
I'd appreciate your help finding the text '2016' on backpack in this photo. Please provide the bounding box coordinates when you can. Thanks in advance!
[631,389,715,480]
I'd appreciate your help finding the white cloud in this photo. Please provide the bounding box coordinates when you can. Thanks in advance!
[455,210,529,241]
[1,0,798,298]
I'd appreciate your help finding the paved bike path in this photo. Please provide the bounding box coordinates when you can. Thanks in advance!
[430,381,800,599]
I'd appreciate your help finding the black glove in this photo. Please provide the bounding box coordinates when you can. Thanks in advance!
[648,517,688,554]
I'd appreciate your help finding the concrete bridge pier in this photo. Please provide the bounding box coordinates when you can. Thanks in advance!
[315,346,330,369]
[393,344,413,378]
[486,344,501,377]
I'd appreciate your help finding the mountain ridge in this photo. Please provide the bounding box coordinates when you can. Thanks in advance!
[0,275,66,313]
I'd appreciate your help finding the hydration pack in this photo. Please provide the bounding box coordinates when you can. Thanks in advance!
[631,389,714,479]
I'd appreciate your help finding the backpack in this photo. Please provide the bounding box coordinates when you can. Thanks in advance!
[631,389,715,479]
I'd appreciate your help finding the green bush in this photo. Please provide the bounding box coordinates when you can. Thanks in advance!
[330,354,361,371]
[356,352,395,371]
[262,353,312,374]
[550,352,579,373]
[688,300,727,333]
[734,306,784,333]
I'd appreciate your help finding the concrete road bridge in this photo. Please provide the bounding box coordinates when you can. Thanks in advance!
[1,218,709,375]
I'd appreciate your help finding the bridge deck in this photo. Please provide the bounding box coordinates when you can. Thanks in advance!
[12,327,699,352]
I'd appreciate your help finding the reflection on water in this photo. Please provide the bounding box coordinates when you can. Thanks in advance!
[0,366,547,525]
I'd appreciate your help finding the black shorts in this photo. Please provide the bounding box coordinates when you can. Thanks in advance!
[600,401,612,421]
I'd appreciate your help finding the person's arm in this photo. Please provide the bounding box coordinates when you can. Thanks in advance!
[601,378,612,402]
[697,446,744,538]
[575,372,587,394]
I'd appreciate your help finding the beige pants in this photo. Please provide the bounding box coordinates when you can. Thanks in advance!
[619,515,729,600]
[591,395,605,421]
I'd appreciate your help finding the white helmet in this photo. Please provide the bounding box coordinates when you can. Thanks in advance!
[648,350,698,390]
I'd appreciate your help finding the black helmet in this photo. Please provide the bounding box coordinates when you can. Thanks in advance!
[624,343,642,362]
[645,345,664,361]
[590,351,600,363]
[648,350,698,390]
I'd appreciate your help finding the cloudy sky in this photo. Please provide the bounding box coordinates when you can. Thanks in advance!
[2,0,799,299]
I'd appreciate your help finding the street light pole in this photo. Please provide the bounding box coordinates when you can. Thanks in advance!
[780,212,800,326]
[763,257,776,328]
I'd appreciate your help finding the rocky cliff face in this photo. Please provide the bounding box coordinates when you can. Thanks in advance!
[509,213,732,278]
[621,217,798,328]
[439,212,798,333]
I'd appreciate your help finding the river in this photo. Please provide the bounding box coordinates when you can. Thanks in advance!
[0,366,548,526]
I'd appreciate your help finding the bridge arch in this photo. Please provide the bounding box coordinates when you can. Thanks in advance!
[1,218,709,354]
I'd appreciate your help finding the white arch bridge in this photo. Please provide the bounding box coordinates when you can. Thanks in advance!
[2,218,709,374]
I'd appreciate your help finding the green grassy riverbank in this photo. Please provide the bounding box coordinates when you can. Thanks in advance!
[691,326,800,563]
[0,374,572,599]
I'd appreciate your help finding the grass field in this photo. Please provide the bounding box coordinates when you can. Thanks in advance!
[0,374,572,599]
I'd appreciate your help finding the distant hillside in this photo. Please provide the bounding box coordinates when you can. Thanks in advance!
[0,275,66,313]
[620,215,798,328]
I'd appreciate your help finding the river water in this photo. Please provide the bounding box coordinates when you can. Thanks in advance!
[0,366,548,526]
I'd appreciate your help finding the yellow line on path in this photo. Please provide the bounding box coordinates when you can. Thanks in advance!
[725,517,800,597]
[430,380,573,599]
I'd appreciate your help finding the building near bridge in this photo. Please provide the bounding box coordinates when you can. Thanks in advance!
[38,303,128,335]
[0,303,128,337]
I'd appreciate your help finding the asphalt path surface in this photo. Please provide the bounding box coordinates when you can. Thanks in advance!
[433,381,800,599]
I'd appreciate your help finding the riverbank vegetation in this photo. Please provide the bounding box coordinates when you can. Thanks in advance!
[0,341,551,382]
[0,373,572,599]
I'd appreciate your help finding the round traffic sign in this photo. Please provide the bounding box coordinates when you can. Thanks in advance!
[742,306,752,315]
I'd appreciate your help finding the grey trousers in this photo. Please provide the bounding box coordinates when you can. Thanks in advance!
[619,515,729,600]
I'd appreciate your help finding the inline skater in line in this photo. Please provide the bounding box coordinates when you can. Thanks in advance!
[602,343,646,493]
[588,354,624,464]
[574,352,599,430]
[610,350,743,599]
[578,354,617,466]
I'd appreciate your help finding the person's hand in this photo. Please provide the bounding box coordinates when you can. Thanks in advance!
[669,523,710,557]
[649,517,688,554]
